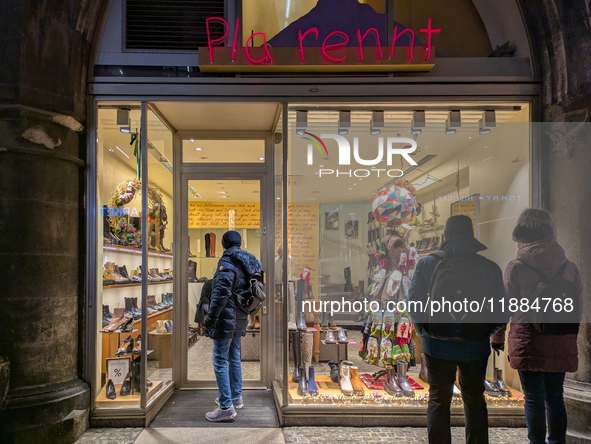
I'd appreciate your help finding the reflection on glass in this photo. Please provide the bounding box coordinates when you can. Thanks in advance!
[182,139,265,163]
[187,179,262,382]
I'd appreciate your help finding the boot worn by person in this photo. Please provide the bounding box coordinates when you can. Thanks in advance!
[106,379,116,399]
[291,331,301,382]
[308,366,319,395]
[384,365,403,397]
[350,367,365,395]
[339,361,354,395]
[297,365,308,396]
[396,360,414,397]
[328,360,339,383]
[337,329,349,344]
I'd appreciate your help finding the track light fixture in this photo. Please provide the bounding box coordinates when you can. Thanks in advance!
[338,110,350,135]
[479,110,496,135]
[296,110,308,136]
[117,108,131,134]
[370,110,384,135]
[445,110,461,135]
[411,110,425,135]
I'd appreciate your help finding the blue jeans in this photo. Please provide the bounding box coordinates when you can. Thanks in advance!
[519,371,567,444]
[212,336,242,409]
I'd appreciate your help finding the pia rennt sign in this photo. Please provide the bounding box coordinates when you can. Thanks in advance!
[198,17,440,73]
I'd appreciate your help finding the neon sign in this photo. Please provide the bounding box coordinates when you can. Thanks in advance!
[199,17,440,73]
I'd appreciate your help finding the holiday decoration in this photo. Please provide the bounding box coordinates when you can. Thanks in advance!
[372,186,416,227]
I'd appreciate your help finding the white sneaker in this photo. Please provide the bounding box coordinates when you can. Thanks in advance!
[215,396,244,409]
[205,406,237,422]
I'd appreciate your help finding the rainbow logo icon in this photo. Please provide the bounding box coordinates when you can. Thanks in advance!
[301,132,328,157]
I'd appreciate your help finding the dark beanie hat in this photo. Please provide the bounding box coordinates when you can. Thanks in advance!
[443,215,474,240]
[512,208,554,244]
[222,230,242,249]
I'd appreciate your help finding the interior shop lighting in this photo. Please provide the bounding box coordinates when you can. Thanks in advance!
[370,110,384,135]
[117,108,131,133]
[479,110,496,135]
[339,110,351,135]
[115,146,129,159]
[411,110,426,135]
[296,110,308,135]
[445,110,461,135]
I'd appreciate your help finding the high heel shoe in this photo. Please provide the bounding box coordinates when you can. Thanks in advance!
[115,335,134,356]
[106,379,116,399]
[117,317,134,333]
[132,334,142,354]
[120,372,132,396]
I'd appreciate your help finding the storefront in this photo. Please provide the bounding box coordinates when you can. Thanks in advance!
[87,0,539,427]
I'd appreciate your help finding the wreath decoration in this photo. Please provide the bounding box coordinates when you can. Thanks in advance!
[107,179,166,244]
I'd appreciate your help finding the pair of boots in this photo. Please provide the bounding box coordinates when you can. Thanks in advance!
[320,311,338,330]
[124,297,141,319]
[291,331,314,383]
[324,329,348,344]
[335,360,364,395]
[297,365,319,396]
[103,262,131,284]
[246,312,261,330]
[485,368,511,396]
[384,361,414,397]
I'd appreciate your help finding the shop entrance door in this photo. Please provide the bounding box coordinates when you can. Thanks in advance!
[175,135,276,390]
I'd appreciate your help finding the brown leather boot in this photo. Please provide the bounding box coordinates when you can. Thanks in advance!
[101,307,126,332]
[350,367,365,395]
[209,232,216,257]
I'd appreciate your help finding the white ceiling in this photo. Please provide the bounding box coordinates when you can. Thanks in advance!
[98,101,529,206]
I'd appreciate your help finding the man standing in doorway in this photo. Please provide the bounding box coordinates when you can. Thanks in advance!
[204,230,262,421]
[408,215,507,444]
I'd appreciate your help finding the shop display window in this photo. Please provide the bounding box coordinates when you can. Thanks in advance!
[279,104,531,410]
[95,105,174,409]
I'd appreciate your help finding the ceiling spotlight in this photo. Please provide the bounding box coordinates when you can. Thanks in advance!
[117,108,131,133]
[411,110,425,135]
[479,110,496,135]
[296,110,307,135]
[370,110,384,135]
[338,110,351,135]
[445,110,461,135]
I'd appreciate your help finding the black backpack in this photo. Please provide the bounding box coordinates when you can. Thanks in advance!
[517,260,580,335]
[423,251,499,342]
[232,265,266,315]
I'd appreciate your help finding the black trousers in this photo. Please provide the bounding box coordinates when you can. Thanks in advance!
[424,353,489,444]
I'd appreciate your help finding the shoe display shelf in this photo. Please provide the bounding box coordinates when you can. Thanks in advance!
[417,224,444,235]
[103,244,173,259]
[286,374,526,406]
[101,308,172,375]
[95,379,163,407]
[103,280,173,289]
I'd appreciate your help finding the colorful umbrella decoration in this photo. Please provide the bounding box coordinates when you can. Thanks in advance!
[372,186,416,226]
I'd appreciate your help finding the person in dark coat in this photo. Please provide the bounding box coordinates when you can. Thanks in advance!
[409,215,507,444]
[492,209,582,444]
[204,230,262,422]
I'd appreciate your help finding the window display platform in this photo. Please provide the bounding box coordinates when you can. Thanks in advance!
[95,380,162,407]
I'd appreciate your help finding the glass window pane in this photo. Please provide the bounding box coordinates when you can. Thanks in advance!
[182,139,265,163]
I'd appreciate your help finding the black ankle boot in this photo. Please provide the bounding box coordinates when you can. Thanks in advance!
[328,360,339,383]
[132,297,141,319]
[103,305,112,328]
[297,365,308,396]
[291,331,301,382]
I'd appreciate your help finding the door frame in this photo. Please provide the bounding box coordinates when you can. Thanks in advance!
[173,130,277,390]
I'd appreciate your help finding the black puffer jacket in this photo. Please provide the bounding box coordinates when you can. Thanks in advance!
[207,247,263,340]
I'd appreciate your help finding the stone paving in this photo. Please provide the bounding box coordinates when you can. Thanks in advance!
[283,426,529,443]
[75,428,143,444]
[75,426,529,444]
